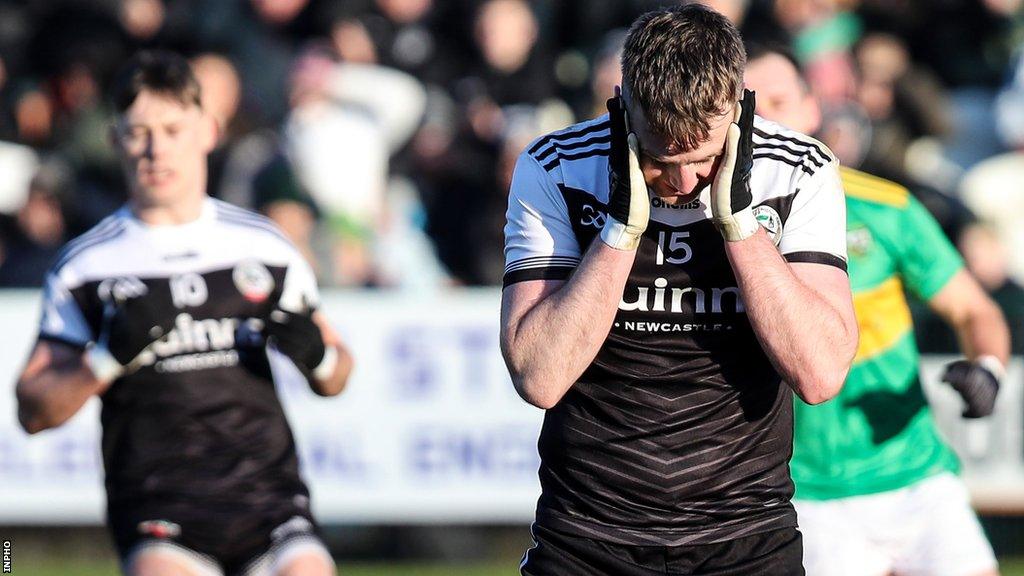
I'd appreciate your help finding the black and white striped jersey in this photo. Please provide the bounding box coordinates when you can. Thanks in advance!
[504,115,846,546]
[38,198,318,511]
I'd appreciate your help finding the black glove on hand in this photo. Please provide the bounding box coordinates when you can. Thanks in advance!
[86,278,176,383]
[600,93,649,251]
[265,308,326,375]
[712,89,758,241]
[941,359,1001,418]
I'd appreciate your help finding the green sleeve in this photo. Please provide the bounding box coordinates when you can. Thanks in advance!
[896,195,964,301]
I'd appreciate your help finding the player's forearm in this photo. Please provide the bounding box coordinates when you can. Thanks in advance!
[501,241,636,409]
[16,361,106,434]
[954,298,1010,365]
[726,230,856,404]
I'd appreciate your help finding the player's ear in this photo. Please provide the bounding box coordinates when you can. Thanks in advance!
[108,123,121,152]
[199,110,218,152]
[803,92,822,135]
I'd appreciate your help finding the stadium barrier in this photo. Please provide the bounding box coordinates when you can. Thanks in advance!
[0,290,1020,524]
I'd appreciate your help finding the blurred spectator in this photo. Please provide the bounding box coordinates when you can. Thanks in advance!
[0,161,70,287]
[331,0,463,88]
[191,53,241,136]
[959,223,1024,355]
[853,32,952,183]
[462,0,556,108]
[771,0,861,105]
[582,29,625,119]
[119,0,166,44]
[995,50,1024,150]
[252,153,322,275]
[860,0,1022,89]
[0,0,1017,290]
[0,140,39,214]
[914,223,1024,355]
[189,51,274,210]
[418,114,505,286]
[195,0,318,126]
[276,45,428,286]
[959,151,1024,283]
[685,0,750,25]
[12,83,55,148]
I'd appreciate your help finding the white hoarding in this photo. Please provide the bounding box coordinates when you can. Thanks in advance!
[0,290,1020,524]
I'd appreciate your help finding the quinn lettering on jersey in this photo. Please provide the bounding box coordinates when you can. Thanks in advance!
[136,313,242,372]
[619,278,745,314]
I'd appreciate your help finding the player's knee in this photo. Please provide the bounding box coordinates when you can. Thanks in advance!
[274,549,335,576]
[128,550,207,576]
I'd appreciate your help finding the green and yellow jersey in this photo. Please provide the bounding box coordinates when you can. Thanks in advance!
[791,167,964,500]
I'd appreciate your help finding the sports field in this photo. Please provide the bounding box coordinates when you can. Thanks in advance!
[8,561,520,576]
[15,559,1024,575]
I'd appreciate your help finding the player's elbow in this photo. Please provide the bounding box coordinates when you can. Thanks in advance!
[501,337,567,409]
[794,380,841,405]
[797,324,857,404]
[16,394,52,435]
[510,374,561,410]
[19,415,50,435]
[792,362,849,405]
[310,378,346,397]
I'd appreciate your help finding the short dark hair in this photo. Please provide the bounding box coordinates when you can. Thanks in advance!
[110,50,202,113]
[745,42,803,76]
[621,4,745,150]
[745,42,811,95]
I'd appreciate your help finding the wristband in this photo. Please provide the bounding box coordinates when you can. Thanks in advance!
[716,208,759,242]
[312,346,339,381]
[84,345,124,384]
[976,355,1006,382]
[600,217,643,251]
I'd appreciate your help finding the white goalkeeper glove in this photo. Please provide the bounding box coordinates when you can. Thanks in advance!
[712,89,759,242]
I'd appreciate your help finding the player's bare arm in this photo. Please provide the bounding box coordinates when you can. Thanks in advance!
[929,269,1010,365]
[501,94,647,409]
[715,91,856,404]
[501,243,636,409]
[929,268,1010,418]
[726,232,857,404]
[16,340,110,434]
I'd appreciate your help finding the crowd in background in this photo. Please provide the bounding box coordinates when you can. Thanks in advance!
[0,0,1022,349]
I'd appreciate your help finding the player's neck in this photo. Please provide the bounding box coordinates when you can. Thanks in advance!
[130,191,208,227]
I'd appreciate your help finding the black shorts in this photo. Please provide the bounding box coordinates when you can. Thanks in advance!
[520,524,804,576]
[109,495,322,575]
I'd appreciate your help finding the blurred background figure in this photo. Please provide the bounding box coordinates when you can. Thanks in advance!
[745,42,1010,576]
[275,42,433,286]
[0,160,69,287]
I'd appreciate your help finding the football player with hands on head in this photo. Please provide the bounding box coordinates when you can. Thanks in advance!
[745,43,1008,576]
[16,50,353,576]
[501,5,857,575]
